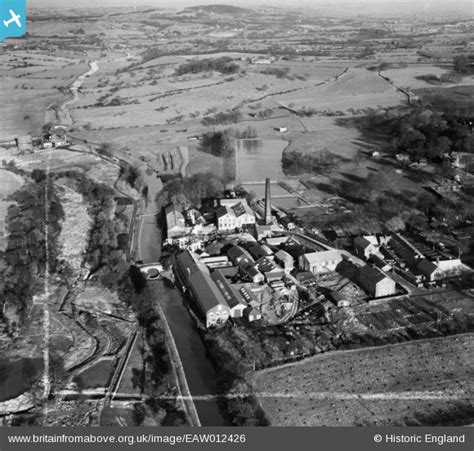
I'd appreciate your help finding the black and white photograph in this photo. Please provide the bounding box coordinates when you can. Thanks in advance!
[0,0,473,449]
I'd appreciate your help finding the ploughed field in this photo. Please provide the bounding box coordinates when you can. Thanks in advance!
[252,334,474,426]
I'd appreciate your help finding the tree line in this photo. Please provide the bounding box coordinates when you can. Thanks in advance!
[175,56,240,76]
[0,175,64,331]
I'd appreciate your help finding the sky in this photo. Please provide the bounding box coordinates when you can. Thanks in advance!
[30,0,473,18]
[30,0,472,8]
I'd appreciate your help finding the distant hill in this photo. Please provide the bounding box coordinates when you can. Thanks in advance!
[184,4,252,15]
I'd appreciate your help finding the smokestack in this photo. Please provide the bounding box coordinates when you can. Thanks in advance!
[265,178,272,225]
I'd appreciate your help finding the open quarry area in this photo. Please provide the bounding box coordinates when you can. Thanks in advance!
[0,1,473,429]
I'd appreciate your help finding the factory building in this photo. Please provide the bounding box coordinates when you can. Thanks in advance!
[216,199,255,231]
[358,265,396,298]
[188,271,230,328]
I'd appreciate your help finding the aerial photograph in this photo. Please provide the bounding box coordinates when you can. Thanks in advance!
[0,0,473,430]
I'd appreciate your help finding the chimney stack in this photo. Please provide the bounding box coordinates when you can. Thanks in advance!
[265,178,272,225]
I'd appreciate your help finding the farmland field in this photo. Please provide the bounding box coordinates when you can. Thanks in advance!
[0,52,89,140]
[381,65,474,90]
[252,334,474,426]
[274,68,406,112]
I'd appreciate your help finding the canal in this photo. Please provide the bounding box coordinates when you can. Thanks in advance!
[156,281,230,426]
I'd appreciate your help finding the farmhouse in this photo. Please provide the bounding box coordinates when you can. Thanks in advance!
[358,265,396,298]
[43,128,69,148]
[417,257,466,282]
[299,250,344,274]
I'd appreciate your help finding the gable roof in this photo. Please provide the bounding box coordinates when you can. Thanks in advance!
[227,245,254,263]
[231,201,254,217]
[275,249,294,262]
[216,205,232,219]
[417,258,438,276]
[354,236,372,250]
[358,265,388,285]
[303,250,343,264]
[165,205,186,229]
[189,270,229,314]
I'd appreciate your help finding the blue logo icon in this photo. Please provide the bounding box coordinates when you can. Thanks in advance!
[1,0,26,42]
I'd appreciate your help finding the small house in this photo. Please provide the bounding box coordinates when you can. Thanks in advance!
[353,236,378,259]
[244,307,262,322]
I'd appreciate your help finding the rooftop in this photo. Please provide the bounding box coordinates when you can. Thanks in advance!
[417,258,438,276]
[211,269,247,309]
[358,265,390,285]
[189,270,229,313]
[165,205,186,230]
[354,236,372,249]
[275,249,293,262]
[302,250,343,263]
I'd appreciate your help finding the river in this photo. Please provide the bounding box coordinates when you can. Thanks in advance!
[58,61,99,126]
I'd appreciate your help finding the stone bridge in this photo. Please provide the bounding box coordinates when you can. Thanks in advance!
[138,263,163,280]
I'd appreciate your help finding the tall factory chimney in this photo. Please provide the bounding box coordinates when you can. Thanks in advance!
[264,178,272,225]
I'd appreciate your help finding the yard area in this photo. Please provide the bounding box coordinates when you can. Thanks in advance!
[252,334,474,426]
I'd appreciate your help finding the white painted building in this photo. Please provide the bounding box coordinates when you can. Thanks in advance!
[299,250,344,274]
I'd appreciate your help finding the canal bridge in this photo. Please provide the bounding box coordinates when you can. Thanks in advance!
[138,263,163,280]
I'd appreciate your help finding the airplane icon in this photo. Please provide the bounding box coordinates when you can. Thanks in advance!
[3,9,21,28]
